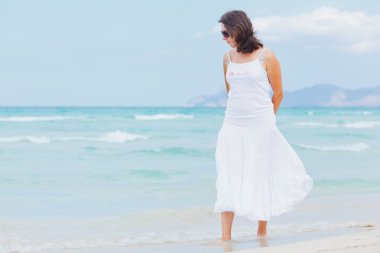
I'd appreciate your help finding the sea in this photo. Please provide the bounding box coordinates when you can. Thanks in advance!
[0,106,379,253]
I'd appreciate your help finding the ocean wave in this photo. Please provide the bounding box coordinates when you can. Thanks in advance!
[0,136,51,144]
[0,116,88,122]
[330,110,374,116]
[294,122,339,128]
[362,111,373,115]
[343,121,380,129]
[134,114,194,120]
[295,121,380,129]
[130,147,211,157]
[0,131,149,144]
[296,142,369,152]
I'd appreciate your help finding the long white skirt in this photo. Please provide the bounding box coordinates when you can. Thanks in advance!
[214,112,313,221]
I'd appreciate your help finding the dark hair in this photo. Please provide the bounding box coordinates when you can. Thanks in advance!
[218,10,263,54]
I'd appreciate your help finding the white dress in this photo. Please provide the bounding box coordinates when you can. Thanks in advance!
[214,47,313,221]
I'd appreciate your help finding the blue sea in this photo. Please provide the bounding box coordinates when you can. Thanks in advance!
[0,107,379,253]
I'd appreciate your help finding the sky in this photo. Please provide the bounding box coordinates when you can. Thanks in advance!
[0,0,379,106]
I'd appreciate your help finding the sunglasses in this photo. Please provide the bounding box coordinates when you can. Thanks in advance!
[221,30,229,38]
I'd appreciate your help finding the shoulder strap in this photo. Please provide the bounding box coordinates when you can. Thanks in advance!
[226,50,232,63]
[258,47,266,62]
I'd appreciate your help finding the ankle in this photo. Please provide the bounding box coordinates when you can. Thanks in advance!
[257,229,267,236]
[221,234,232,241]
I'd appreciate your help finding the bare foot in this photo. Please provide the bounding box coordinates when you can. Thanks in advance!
[221,235,232,241]
[257,230,267,238]
[256,235,269,247]
[215,239,234,252]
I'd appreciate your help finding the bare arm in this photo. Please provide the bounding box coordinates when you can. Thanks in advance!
[223,52,230,94]
[262,48,283,114]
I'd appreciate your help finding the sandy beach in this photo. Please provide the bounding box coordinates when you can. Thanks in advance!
[236,226,380,253]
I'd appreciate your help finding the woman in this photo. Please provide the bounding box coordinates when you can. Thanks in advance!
[214,10,313,240]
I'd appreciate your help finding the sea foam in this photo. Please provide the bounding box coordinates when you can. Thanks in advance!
[0,116,87,122]
[294,122,338,128]
[134,114,194,120]
[343,121,380,129]
[296,142,369,152]
[295,121,380,129]
[0,131,149,144]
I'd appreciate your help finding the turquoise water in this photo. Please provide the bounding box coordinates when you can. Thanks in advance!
[0,107,379,252]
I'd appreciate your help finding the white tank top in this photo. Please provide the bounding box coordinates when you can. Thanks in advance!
[223,47,275,128]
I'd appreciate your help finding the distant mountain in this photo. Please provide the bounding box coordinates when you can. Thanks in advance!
[186,83,380,107]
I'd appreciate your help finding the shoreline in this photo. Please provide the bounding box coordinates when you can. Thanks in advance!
[235,226,380,253]
[13,224,379,253]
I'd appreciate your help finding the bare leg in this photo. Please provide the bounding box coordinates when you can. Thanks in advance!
[257,220,267,237]
[221,211,234,240]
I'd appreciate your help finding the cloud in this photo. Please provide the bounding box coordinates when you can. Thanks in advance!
[211,7,380,53]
